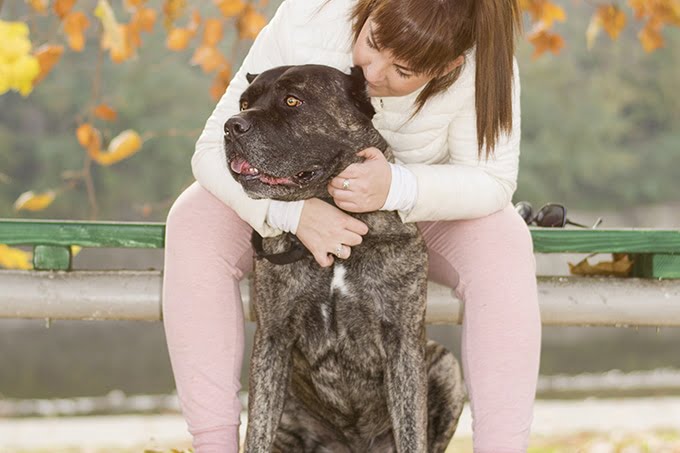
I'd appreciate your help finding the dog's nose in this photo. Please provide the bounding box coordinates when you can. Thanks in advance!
[225,116,252,137]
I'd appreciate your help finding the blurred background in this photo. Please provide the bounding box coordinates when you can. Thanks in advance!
[1,0,679,451]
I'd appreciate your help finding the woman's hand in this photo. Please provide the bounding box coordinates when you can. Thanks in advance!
[296,198,369,267]
[327,147,391,213]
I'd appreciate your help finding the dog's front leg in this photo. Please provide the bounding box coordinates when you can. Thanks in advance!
[382,325,428,453]
[245,327,293,453]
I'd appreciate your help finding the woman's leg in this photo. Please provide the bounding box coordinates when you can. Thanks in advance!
[162,181,254,453]
[419,204,542,453]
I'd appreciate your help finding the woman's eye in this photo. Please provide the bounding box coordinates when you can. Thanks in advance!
[240,101,249,111]
[285,96,303,107]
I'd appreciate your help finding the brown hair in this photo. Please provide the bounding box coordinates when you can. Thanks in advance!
[348,0,522,158]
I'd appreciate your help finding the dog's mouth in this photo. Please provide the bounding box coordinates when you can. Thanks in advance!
[229,152,322,187]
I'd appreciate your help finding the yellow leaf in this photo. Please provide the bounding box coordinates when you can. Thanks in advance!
[71,245,82,257]
[7,54,41,96]
[27,0,49,14]
[95,0,126,57]
[202,18,223,47]
[166,27,194,51]
[0,21,33,62]
[93,103,118,121]
[237,5,266,40]
[540,1,566,27]
[215,0,246,18]
[639,21,664,52]
[586,12,602,50]
[629,0,648,19]
[63,11,90,52]
[0,244,32,270]
[34,44,64,84]
[14,190,56,212]
[54,0,76,19]
[91,129,142,166]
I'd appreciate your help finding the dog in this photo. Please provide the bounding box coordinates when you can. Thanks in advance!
[224,64,465,452]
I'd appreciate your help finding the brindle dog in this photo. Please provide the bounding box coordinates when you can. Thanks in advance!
[224,64,465,453]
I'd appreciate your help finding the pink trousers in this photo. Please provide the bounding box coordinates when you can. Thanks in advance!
[162,181,541,453]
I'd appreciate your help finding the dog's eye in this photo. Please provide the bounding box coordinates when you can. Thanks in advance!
[240,101,249,111]
[285,96,303,107]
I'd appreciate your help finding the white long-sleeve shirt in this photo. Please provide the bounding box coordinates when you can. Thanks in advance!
[191,0,521,237]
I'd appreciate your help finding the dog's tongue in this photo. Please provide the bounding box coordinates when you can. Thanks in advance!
[230,156,295,186]
[230,156,258,175]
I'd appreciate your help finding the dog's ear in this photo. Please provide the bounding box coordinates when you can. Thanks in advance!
[246,72,259,84]
[347,66,375,119]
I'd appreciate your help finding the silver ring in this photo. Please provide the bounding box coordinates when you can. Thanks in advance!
[334,244,343,257]
[342,179,350,190]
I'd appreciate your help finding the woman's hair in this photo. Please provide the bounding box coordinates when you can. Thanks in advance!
[349,0,522,157]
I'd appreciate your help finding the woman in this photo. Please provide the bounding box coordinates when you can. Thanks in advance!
[162,0,542,451]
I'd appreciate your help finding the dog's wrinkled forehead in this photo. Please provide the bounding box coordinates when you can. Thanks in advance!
[242,64,374,119]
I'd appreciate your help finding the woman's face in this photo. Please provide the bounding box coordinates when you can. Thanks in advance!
[352,17,434,98]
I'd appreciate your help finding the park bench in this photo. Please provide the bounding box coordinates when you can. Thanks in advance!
[1,219,680,326]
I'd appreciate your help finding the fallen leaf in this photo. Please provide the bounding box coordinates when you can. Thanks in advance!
[569,253,634,277]
[14,190,56,212]
[0,245,32,270]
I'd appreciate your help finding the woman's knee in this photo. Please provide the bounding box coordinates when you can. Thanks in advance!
[165,182,253,278]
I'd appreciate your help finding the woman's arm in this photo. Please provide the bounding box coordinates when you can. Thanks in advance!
[400,58,521,222]
[191,0,297,237]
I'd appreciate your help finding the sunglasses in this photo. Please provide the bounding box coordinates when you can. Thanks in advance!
[515,201,603,229]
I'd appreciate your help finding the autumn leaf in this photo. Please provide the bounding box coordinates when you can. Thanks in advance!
[76,123,102,152]
[569,253,634,277]
[93,104,118,121]
[639,20,664,51]
[125,0,148,10]
[237,5,266,40]
[191,45,227,73]
[0,245,32,270]
[14,190,56,211]
[215,0,246,18]
[202,18,223,47]
[600,5,626,39]
[210,66,232,101]
[163,0,187,30]
[90,129,142,166]
[95,0,128,61]
[53,0,76,19]
[528,26,564,58]
[27,0,49,14]
[33,44,64,84]
[166,27,194,50]
[132,7,157,32]
[540,1,566,27]
[63,11,90,52]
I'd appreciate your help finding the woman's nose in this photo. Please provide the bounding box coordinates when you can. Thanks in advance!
[364,62,385,84]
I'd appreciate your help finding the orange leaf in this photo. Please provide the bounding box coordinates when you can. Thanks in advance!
[93,104,118,121]
[163,0,188,30]
[27,0,49,14]
[76,123,102,151]
[166,27,194,51]
[569,254,634,277]
[13,190,56,212]
[528,27,564,58]
[54,0,76,18]
[202,18,223,47]
[628,0,648,19]
[63,11,90,52]
[33,44,64,84]
[191,45,227,73]
[0,245,33,270]
[237,5,266,40]
[210,66,232,101]
[215,0,246,17]
[599,5,626,39]
[125,0,148,10]
[132,7,157,32]
[639,21,664,52]
[91,129,143,166]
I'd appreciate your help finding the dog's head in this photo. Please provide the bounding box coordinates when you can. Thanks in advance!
[223,64,387,201]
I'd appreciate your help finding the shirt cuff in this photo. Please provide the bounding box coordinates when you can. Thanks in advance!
[266,199,305,234]
[380,163,418,213]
